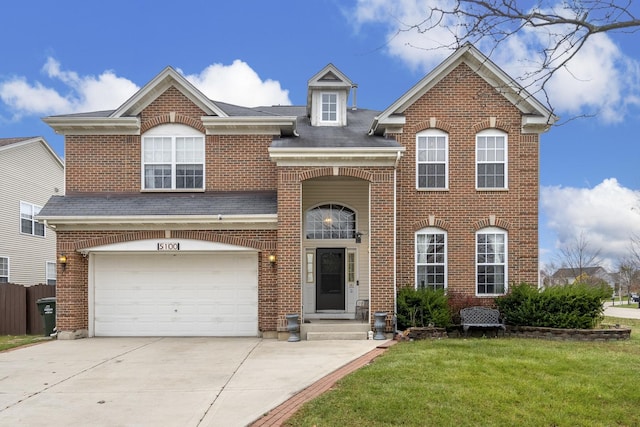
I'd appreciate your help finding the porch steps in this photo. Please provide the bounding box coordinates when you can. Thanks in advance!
[301,321,371,341]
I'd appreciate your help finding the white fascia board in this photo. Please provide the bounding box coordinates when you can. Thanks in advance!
[202,116,297,136]
[269,146,405,166]
[40,214,277,227]
[522,115,556,134]
[42,117,141,135]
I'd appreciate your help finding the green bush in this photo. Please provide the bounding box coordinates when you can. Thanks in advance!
[496,282,610,329]
[396,287,451,330]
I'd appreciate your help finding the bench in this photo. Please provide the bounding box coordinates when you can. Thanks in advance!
[460,306,506,337]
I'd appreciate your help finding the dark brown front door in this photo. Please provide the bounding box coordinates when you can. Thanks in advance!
[316,248,345,310]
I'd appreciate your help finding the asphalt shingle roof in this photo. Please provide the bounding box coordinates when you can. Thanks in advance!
[38,191,277,218]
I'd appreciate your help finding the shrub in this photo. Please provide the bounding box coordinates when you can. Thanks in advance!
[496,282,609,329]
[396,287,451,330]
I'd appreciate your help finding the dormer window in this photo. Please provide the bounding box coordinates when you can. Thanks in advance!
[321,93,338,122]
[307,64,353,127]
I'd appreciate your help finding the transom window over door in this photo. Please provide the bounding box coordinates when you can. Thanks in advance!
[306,204,356,239]
[415,228,447,290]
[142,124,204,190]
[417,130,448,189]
[476,130,507,189]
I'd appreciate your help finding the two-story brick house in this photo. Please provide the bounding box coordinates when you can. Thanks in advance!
[39,44,555,339]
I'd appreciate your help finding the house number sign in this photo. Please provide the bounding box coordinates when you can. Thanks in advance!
[157,242,180,251]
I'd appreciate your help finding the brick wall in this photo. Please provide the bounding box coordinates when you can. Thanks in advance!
[65,86,277,193]
[395,62,540,298]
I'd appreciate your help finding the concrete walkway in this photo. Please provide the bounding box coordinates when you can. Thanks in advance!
[0,337,382,427]
[604,300,640,319]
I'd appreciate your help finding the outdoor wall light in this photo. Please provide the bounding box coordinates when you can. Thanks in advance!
[355,232,363,244]
[58,253,68,270]
[268,254,277,265]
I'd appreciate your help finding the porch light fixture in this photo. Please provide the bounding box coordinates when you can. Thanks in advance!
[355,232,363,244]
[268,254,277,265]
[58,253,68,270]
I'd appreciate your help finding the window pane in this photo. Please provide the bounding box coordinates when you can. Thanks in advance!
[477,232,506,294]
[416,232,446,290]
[0,258,8,277]
[176,165,203,189]
[305,204,356,239]
[145,165,171,189]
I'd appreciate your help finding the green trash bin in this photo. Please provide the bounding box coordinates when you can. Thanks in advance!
[36,297,56,336]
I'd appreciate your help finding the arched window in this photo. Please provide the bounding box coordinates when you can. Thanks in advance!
[142,124,205,190]
[305,204,356,239]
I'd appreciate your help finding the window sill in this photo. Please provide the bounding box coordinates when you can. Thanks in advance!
[140,189,205,193]
[416,188,449,192]
[476,188,509,192]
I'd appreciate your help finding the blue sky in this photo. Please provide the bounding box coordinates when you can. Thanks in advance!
[2,0,639,272]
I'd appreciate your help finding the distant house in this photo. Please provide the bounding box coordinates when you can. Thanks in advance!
[0,137,64,285]
[551,266,616,290]
[39,44,556,339]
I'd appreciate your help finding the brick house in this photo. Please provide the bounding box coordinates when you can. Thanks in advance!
[39,44,555,339]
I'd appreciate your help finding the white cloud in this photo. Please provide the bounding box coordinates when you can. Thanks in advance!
[0,58,139,117]
[349,0,640,123]
[182,60,291,107]
[541,178,640,269]
[0,58,291,118]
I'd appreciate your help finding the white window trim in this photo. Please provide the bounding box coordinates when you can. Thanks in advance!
[46,261,57,286]
[416,129,449,190]
[0,256,9,283]
[317,91,342,126]
[141,124,205,192]
[475,227,508,296]
[475,129,508,190]
[415,227,447,290]
[20,201,45,237]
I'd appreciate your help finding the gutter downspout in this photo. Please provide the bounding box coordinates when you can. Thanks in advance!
[393,150,402,333]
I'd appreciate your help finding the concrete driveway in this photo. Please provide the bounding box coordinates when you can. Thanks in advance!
[0,337,381,427]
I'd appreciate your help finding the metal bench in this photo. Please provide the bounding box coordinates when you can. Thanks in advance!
[460,306,506,337]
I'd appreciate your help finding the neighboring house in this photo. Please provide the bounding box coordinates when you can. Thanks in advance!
[39,44,555,339]
[551,266,616,290]
[0,137,64,286]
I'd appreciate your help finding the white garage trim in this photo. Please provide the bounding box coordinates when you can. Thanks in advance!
[87,240,258,337]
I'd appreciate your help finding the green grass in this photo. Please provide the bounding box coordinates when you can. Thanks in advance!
[286,316,640,427]
[0,335,49,352]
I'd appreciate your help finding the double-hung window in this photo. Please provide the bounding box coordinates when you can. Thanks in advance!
[321,93,338,122]
[0,257,8,283]
[142,125,204,190]
[415,229,447,290]
[476,130,507,189]
[20,202,44,237]
[476,228,507,295]
[417,130,448,189]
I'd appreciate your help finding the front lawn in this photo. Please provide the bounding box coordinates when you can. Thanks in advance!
[286,317,640,426]
[0,335,48,352]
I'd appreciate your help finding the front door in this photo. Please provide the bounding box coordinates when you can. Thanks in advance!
[316,248,345,310]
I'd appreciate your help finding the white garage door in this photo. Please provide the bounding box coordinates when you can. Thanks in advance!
[93,252,258,337]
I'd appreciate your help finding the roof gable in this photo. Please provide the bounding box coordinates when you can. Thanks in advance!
[370,44,557,135]
[111,66,228,118]
[0,136,64,168]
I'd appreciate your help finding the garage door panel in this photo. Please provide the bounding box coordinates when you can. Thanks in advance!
[93,252,258,337]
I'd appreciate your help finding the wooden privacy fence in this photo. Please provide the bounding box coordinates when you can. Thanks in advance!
[0,283,56,335]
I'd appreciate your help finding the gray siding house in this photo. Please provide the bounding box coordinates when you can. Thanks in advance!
[0,137,64,285]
